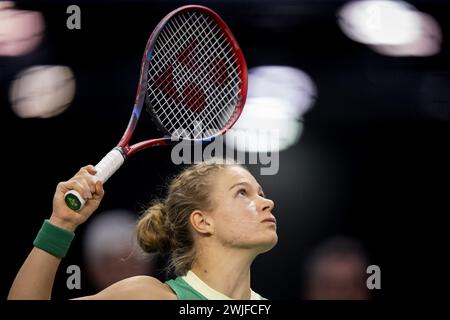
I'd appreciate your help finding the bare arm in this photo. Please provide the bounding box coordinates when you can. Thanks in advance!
[8,166,104,300]
[8,247,62,300]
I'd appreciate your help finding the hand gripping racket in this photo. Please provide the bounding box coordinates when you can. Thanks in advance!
[64,5,248,211]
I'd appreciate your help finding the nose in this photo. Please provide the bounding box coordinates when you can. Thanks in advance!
[260,196,274,213]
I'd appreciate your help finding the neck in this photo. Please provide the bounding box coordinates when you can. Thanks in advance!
[190,245,256,300]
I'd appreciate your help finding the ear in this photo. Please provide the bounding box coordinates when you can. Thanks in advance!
[190,210,214,235]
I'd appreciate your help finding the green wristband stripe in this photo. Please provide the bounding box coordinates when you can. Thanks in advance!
[33,220,75,258]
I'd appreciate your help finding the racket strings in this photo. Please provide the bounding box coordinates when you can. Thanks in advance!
[151,13,220,99]
[149,14,215,135]
[153,16,231,132]
[147,11,243,139]
[152,13,237,133]
[168,20,241,137]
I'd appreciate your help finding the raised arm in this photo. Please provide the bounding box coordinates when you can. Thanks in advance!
[8,165,104,300]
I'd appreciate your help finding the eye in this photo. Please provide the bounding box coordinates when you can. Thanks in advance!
[237,188,247,197]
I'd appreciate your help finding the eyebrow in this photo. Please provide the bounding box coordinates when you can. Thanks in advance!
[228,182,264,195]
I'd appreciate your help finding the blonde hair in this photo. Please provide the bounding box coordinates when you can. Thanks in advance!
[136,158,242,276]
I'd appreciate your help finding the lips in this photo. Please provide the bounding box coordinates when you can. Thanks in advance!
[262,216,277,224]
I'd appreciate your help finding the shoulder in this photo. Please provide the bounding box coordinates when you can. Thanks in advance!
[76,276,177,300]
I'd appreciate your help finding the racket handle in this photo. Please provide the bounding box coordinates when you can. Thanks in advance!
[64,148,126,211]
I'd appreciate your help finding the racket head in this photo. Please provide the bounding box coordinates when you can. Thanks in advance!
[138,5,247,143]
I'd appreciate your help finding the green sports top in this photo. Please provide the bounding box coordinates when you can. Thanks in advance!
[165,271,266,300]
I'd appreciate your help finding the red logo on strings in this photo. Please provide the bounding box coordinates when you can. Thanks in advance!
[151,40,228,113]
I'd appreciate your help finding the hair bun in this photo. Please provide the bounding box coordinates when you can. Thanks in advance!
[136,201,173,254]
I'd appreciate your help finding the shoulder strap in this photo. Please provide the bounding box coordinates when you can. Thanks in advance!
[165,277,208,300]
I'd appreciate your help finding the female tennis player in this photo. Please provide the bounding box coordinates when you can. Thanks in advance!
[8,159,277,300]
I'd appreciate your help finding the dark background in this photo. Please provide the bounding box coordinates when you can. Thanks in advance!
[1,0,449,300]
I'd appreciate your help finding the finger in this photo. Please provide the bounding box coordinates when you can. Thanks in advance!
[70,168,98,193]
[75,165,97,178]
[84,165,97,175]
[58,180,92,200]
[83,181,105,214]
[68,172,96,197]
[93,180,105,199]
[77,173,97,194]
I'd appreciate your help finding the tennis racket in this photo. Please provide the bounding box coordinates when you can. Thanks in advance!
[64,5,248,211]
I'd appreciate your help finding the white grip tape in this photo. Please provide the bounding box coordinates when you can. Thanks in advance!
[64,148,125,211]
[94,148,125,183]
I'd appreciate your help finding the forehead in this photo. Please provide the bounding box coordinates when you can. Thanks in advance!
[216,165,258,187]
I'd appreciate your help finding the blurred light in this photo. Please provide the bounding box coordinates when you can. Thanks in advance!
[371,12,442,57]
[9,66,76,118]
[226,66,316,152]
[83,209,155,290]
[338,0,421,46]
[247,66,316,117]
[0,1,14,9]
[83,209,144,260]
[226,97,303,153]
[0,3,45,56]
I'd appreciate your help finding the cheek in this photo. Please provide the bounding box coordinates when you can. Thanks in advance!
[246,200,257,212]
[222,201,261,243]
[224,229,254,247]
[226,200,258,224]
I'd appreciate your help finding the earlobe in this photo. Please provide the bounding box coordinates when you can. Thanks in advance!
[190,210,214,235]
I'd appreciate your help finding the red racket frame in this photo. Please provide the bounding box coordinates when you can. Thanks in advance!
[118,5,248,158]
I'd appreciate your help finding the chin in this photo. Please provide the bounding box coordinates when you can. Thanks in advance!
[257,233,278,253]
